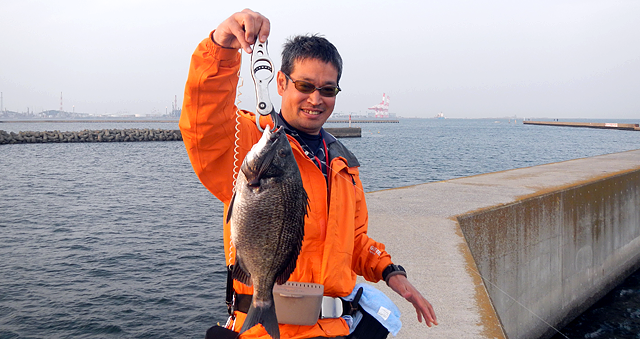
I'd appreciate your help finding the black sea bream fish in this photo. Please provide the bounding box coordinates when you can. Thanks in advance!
[227,126,309,339]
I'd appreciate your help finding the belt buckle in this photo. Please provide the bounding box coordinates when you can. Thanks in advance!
[320,296,343,319]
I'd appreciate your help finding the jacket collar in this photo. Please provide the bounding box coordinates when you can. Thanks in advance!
[276,112,359,168]
[276,112,336,146]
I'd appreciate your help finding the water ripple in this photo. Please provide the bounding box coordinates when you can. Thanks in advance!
[2,119,639,338]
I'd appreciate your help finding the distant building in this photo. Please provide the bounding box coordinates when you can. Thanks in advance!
[169,108,181,118]
[168,95,181,118]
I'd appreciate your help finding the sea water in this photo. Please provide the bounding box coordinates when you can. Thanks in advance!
[1,118,639,338]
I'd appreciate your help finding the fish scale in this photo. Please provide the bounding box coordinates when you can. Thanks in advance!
[227,126,309,339]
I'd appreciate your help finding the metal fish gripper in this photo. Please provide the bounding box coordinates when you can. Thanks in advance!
[251,39,278,132]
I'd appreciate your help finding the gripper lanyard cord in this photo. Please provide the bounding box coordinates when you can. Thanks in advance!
[225,55,244,332]
[230,57,244,269]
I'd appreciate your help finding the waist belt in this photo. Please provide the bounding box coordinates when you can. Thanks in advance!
[232,293,253,314]
[225,266,363,320]
[231,288,363,319]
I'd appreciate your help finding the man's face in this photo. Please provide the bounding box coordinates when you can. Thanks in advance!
[277,58,338,135]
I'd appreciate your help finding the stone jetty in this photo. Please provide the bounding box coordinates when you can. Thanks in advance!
[0,129,182,145]
[0,127,361,145]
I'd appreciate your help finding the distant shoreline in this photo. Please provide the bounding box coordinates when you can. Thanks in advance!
[0,119,180,123]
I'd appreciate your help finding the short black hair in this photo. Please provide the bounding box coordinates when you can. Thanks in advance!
[281,34,343,84]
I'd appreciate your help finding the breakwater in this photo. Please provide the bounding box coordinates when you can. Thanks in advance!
[0,129,182,144]
[326,119,399,123]
[0,120,180,124]
[524,120,640,131]
[0,127,361,145]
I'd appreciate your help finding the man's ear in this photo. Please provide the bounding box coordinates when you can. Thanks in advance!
[276,71,286,96]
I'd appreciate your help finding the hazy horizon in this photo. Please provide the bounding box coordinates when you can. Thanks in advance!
[1,0,638,119]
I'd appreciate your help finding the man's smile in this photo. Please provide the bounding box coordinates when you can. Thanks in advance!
[302,108,323,115]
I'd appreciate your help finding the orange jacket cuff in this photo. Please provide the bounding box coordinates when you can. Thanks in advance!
[208,30,242,62]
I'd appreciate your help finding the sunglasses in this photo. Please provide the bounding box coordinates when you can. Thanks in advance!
[284,73,341,97]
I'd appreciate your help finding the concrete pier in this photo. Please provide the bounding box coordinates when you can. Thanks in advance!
[326,119,399,123]
[363,149,640,338]
[523,120,640,131]
[324,127,361,138]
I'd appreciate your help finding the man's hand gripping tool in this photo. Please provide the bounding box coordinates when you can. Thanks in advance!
[251,40,278,132]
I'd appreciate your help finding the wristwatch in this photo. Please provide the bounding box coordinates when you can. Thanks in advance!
[382,264,407,285]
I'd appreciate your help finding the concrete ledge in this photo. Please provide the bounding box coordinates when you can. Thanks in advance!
[324,127,361,138]
[364,149,640,339]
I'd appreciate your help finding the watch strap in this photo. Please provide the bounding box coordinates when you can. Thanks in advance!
[382,264,407,285]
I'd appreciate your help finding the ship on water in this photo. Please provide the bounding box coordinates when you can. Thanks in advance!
[435,112,445,119]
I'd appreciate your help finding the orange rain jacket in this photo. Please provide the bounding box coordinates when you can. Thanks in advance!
[179,34,393,339]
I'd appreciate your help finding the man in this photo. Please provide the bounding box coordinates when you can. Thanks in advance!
[179,9,437,339]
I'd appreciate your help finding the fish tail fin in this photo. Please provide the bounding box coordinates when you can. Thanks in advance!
[239,300,280,339]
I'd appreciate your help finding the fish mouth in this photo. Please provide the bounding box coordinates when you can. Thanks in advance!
[242,126,285,186]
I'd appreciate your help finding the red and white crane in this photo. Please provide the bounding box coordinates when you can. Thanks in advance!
[367,93,390,118]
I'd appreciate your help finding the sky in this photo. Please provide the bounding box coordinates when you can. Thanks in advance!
[1,0,638,119]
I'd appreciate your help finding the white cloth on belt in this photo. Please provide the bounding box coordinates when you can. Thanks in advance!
[341,283,402,336]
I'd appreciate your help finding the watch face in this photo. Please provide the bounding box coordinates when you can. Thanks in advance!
[383,264,407,284]
[384,264,402,277]
[390,264,404,272]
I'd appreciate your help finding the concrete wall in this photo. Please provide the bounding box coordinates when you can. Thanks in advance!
[458,168,640,339]
[364,150,640,339]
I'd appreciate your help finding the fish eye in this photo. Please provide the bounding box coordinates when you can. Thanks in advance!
[278,149,287,158]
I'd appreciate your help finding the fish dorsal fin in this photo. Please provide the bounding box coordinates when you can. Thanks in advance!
[232,256,252,287]
[226,191,236,224]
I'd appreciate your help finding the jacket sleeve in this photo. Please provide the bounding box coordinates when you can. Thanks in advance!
[179,33,248,203]
[350,169,393,282]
